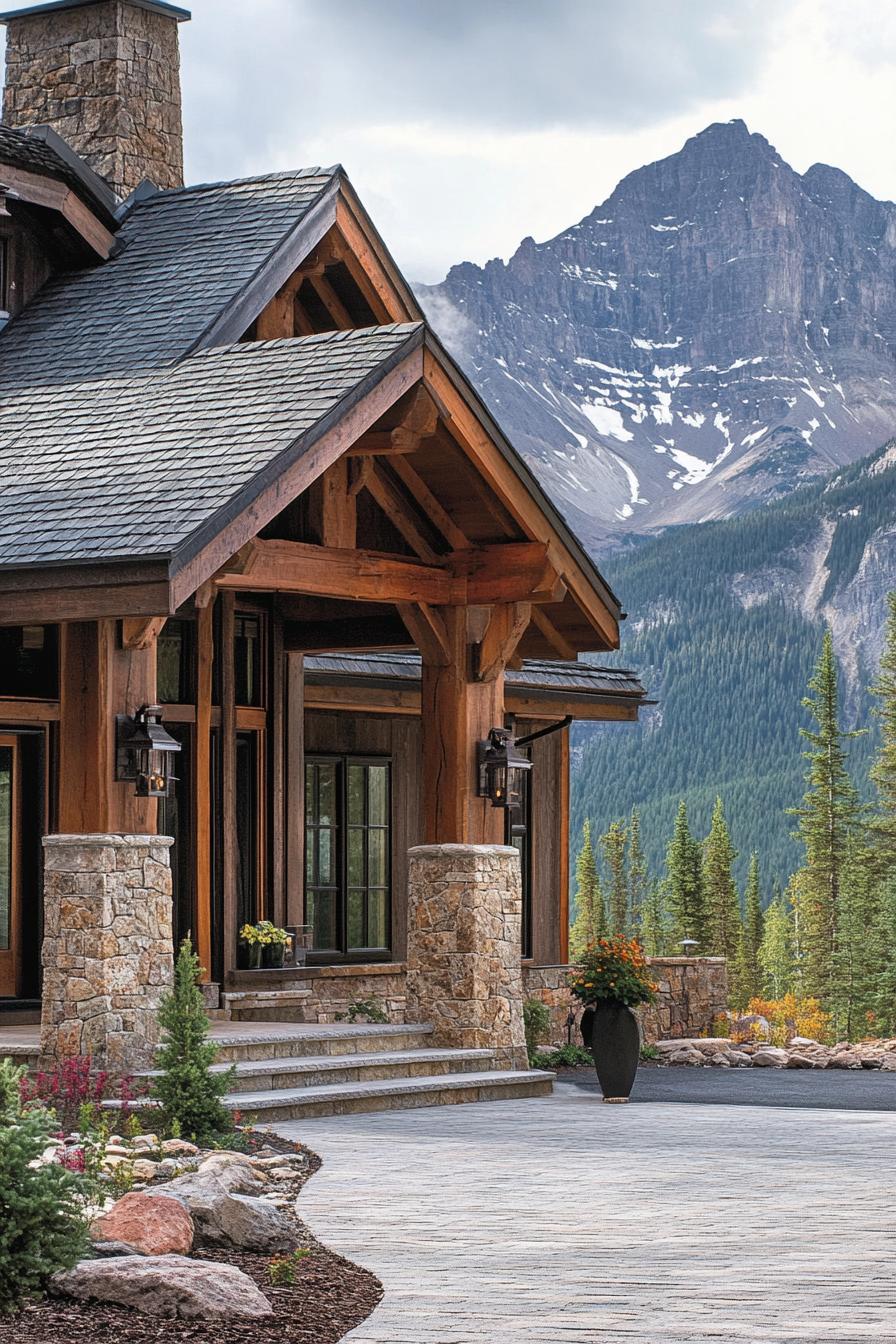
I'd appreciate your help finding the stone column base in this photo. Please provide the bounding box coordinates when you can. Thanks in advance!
[40,834,174,1074]
[406,844,528,1071]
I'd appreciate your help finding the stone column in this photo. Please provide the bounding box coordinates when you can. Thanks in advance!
[406,844,528,1070]
[40,834,174,1073]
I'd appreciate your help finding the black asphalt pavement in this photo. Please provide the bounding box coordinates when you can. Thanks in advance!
[558,1063,896,1110]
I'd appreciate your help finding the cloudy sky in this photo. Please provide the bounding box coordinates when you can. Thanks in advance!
[13,0,896,282]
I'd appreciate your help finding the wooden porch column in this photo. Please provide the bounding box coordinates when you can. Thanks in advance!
[58,620,158,834]
[419,607,505,846]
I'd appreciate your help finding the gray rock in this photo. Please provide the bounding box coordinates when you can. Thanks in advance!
[726,1050,753,1067]
[786,1053,816,1069]
[52,1255,273,1319]
[154,1172,298,1253]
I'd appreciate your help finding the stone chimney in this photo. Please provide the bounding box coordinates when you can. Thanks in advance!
[1,0,190,199]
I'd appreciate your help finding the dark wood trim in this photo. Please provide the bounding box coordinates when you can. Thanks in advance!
[0,734,22,998]
[559,723,570,965]
[0,582,173,625]
[0,699,60,723]
[270,616,285,928]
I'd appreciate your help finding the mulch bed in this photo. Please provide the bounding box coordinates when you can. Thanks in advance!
[2,1140,383,1344]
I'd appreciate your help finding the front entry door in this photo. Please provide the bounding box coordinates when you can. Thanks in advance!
[0,735,21,998]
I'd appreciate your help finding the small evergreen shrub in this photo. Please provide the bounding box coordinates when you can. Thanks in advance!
[268,1248,310,1286]
[335,997,389,1024]
[523,998,552,1064]
[152,937,234,1143]
[531,1044,593,1069]
[0,1059,88,1313]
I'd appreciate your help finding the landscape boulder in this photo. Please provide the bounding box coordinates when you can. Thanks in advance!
[91,1192,194,1257]
[786,1053,816,1069]
[828,1050,863,1069]
[667,1046,705,1066]
[52,1255,273,1320]
[156,1170,298,1252]
[751,1047,790,1068]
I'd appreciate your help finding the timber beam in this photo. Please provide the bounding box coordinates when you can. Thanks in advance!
[214,538,564,608]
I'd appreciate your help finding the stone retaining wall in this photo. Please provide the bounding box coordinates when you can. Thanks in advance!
[522,957,728,1046]
[40,834,174,1072]
[228,965,408,1024]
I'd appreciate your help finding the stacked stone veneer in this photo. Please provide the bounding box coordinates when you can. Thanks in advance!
[406,844,528,1070]
[3,0,186,198]
[523,957,729,1046]
[41,834,174,1072]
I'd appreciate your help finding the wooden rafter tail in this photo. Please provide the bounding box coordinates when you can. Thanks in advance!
[121,615,169,651]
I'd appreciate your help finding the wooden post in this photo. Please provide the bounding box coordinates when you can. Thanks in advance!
[419,607,504,846]
[285,652,305,929]
[58,620,157,834]
[559,722,571,965]
[219,593,237,978]
[193,600,214,979]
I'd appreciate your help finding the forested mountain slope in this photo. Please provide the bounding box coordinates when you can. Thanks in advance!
[420,120,896,548]
[573,441,896,890]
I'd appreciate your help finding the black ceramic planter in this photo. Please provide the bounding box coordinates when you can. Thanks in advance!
[580,1002,640,1101]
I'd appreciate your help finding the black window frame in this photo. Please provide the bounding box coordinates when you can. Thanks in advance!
[506,749,533,958]
[304,753,393,963]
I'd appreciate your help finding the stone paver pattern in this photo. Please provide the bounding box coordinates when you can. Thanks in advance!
[280,1082,896,1343]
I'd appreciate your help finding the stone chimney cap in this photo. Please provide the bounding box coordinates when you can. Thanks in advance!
[0,0,191,22]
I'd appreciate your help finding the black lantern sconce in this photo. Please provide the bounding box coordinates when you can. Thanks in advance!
[476,726,532,810]
[116,704,181,798]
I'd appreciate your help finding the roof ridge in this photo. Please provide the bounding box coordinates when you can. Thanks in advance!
[140,164,343,204]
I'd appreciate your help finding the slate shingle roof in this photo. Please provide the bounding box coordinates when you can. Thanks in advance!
[0,324,421,569]
[0,167,338,391]
[304,651,646,701]
[0,123,116,217]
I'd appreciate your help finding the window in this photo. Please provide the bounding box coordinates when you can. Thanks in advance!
[0,237,8,313]
[157,620,195,704]
[305,756,391,959]
[235,615,263,706]
[506,751,533,958]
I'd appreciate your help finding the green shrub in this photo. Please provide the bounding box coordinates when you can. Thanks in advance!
[268,1248,310,1286]
[152,938,234,1143]
[335,997,389,1024]
[523,998,552,1064]
[531,1044,593,1069]
[640,1043,660,1062]
[0,1058,88,1314]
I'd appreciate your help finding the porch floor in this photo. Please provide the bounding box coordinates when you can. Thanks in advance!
[0,1020,428,1053]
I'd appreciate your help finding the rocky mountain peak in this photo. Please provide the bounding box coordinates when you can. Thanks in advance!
[418,124,896,547]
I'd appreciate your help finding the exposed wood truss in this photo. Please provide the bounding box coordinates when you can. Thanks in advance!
[215,537,563,607]
[396,602,451,665]
[477,602,531,682]
[0,163,116,260]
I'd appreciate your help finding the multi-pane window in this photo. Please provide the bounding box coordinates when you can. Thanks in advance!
[305,756,391,959]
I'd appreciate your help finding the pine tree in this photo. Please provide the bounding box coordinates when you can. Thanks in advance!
[601,819,628,935]
[833,836,881,1040]
[871,876,896,1036]
[639,878,670,957]
[869,591,896,873]
[627,808,648,934]
[570,821,605,957]
[703,797,741,959]
[665,800,708,948]
[790,630,863,1004]
[152,938,234,1142]
[0,1059,87,1313]
[759,896,794,998]
[731,853,764,1008]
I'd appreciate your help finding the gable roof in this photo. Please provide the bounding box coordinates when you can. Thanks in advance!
[0,324,420,569]
[0,123,117,219]
[0,167,341,390]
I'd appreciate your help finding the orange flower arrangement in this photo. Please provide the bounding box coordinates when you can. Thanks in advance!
[567,936,658,1008]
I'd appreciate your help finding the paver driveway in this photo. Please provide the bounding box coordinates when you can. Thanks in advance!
[279,1081,896,1343]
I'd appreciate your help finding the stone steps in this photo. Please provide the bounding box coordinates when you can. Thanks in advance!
[208,1022,435,1064]
[137,1046,498,1093]
[223,1068,556,1121]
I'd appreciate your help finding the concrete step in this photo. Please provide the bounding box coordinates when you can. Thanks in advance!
[225,1068,556,1121]
[208,1022,435,1064]
[136,1047,498,1093]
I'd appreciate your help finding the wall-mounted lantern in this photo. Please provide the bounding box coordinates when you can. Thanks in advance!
[116,704,181,798]
[476,727,532,810]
